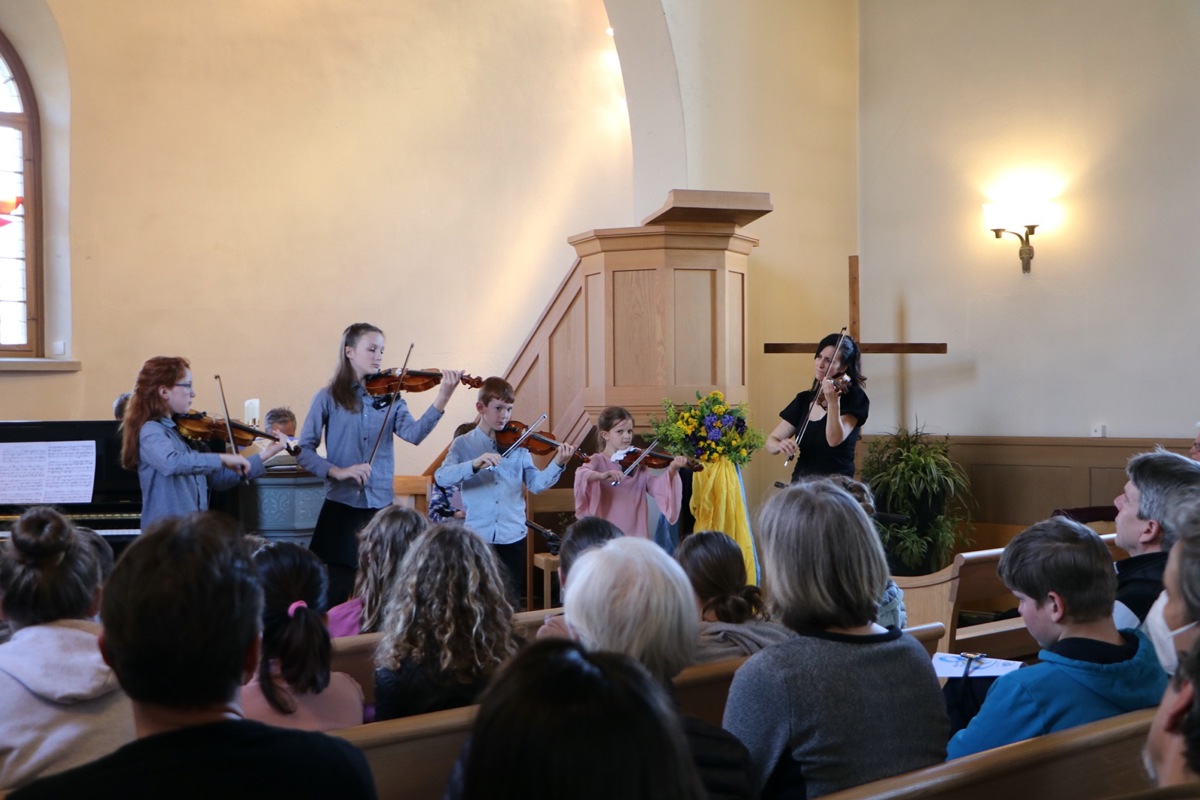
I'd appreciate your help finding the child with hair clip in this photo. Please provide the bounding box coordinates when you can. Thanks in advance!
[326,505,429,638]
[120,356,287,528]
[297,323,464,604]
[574,406,689,541]
[241,542,364,731]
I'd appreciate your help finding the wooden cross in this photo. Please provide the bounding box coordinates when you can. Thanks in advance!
[763,256,948,356]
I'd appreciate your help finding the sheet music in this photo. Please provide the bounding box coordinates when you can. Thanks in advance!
[0,440,96,505]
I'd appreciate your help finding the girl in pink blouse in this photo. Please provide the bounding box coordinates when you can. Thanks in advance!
[574,407,689,540]
[241,543,364,731]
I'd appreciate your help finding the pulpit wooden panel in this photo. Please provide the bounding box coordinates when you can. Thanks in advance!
[674,269,716,385]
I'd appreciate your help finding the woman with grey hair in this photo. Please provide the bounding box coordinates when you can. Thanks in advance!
[566,536,755,800]
[722,480,948,799]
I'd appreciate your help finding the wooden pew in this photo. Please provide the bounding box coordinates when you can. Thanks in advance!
[331,632,381,706]
[905,621,946,657]
[332,704,476,800]
[821,707,1156,800]
[896,547,1038,659]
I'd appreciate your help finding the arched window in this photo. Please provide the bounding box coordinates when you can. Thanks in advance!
[0,29,40,355]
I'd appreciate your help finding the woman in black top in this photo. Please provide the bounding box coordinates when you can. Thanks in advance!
[765,332,868,481]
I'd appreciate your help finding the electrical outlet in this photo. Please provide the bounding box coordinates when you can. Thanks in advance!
[1090,424,1106,438]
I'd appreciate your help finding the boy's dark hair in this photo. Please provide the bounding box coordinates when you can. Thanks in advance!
[478,376,515,407]
[998,517,1116,623]
[100,511,262,708]
[559,516,623,584]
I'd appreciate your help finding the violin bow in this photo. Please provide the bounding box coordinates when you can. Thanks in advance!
[213,374,249,483]
[612,437,662,486]
[365,343,414,469]
[784,326,848,469]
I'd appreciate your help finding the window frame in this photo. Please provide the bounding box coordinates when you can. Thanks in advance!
[0,27,42,357]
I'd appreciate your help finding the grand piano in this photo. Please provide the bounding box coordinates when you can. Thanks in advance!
[0,419,142,547]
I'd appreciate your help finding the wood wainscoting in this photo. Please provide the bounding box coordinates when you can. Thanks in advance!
[859,435,1192,552]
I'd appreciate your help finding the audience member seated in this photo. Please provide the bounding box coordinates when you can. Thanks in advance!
[373,522,517,720]
[948,517,1167,759]
[674,530,795,664]
[1112,450,1200,630]
[535,515,624,640]
[451,639,707,800]
[1146,489,1200,674]
[113,391,131,420]
[1139,638,1200,793]
[241,542,363,731]
[262,406,299,467]
[0,507,134,791]
[567,536,756,800]
[429,422,476,523]
[818,474,907,628]
[10,511,375,799]
[723,480,949,798]
[327,505,428,638]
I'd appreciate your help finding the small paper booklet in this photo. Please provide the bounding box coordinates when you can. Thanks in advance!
[931,652,1025,679]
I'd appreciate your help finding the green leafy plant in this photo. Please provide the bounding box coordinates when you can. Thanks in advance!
[859,425,972,573]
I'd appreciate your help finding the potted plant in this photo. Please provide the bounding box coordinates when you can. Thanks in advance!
[859,425,971,575]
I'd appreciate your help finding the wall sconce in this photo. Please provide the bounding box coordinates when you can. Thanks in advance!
[983,203,1041,274]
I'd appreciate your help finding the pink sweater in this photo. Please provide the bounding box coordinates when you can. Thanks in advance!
[574,453,682,539]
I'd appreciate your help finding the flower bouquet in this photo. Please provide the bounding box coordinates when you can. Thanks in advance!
[650,391,764,582]
[649,391,765,466]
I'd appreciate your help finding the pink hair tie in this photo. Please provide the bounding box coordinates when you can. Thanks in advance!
[287,600,308,618]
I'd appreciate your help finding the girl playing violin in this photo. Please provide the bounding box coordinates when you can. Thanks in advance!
[297,323,464,604]
[120,356,288,528]
[574,406,689,541]
[765,331,869,481]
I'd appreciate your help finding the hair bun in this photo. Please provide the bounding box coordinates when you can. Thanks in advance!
[10,506,74,565]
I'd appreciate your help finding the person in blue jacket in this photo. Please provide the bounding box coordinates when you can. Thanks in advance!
[948,517,1168,759]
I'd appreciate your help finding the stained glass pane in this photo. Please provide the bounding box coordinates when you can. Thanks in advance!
[0,300,26,345]
[0,123,25,345]
[0,53,19,113]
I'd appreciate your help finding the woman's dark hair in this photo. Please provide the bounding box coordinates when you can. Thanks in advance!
[811,332,865,391]
[0,506,101,628]
[674,530,765,624]
[461,639,706,800]
[330,323,383,412]
[253,542,333,714]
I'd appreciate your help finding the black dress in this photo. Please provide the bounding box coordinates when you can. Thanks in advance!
[779,383,869,481]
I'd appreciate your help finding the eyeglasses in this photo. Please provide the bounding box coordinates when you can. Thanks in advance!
[1191,441,1200,450]
[174,383,193,390]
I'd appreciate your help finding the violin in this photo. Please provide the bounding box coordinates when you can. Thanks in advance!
[364,368,484,396]
[174,412,298,455]
[495,421,588,461]
[816,372,853,408]
[614,446,704,473]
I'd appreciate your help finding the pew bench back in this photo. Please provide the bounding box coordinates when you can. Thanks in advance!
[821,707,1156,800]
